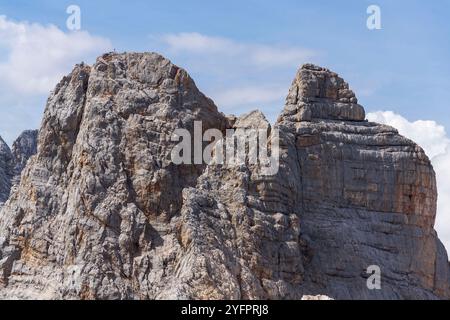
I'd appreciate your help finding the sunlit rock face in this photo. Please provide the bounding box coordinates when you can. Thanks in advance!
[0,53,448,299]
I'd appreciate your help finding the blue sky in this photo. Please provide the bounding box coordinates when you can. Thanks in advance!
[0,0,449,142]
[1,1,450,253]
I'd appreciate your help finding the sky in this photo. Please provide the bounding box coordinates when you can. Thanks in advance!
[0,0,449,253]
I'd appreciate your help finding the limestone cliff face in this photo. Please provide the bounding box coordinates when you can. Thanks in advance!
[11,130,38,187]
[0,130,38,207]
[0,53,448,299]
[277,65,449,299]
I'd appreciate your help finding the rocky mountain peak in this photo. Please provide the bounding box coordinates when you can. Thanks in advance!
[0,53,448,300]
[280,63,365,123]
[0,130,38,206]
[233,110,270,130]
[11,130,38,185]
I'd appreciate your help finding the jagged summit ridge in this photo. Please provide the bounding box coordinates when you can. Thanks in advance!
[0,52,448,300]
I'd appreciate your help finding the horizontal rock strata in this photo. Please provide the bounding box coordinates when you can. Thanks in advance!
[0,53,448,300]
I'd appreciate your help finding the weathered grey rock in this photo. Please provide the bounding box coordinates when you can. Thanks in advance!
[0,55,448,300]
[0,52,228,299]
[277,64,449,299]
[233,110,270,130]
[11,130,38,186]
[0,137,13,206]
[281,64,365,122]
[0,130,38,208]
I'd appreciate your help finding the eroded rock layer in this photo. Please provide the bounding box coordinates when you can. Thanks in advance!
[277,65,449,299]
[0,53,448,299]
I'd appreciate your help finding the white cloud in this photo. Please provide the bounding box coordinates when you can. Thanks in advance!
[0,15,112,94]
[367,111,449,158]
[0,16,112,145]
[157,32,315,69]
[434,150,450,256]
[367,111,450,256]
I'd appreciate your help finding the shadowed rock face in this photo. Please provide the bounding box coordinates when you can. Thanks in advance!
[0,53,448,299]
[0,130,38,207]
[0,137,13,205]
[11,130,38,186]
